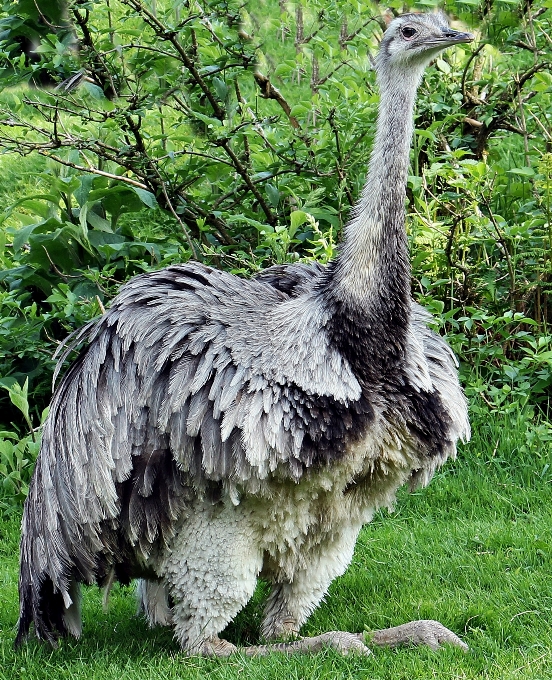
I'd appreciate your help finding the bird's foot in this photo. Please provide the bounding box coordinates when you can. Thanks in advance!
[242,631,371,657]
[195,621,466,657]
[368,619,468,652]
[200,636,238,657]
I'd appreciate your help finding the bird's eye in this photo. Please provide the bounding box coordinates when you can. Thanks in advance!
[401,26,417,39]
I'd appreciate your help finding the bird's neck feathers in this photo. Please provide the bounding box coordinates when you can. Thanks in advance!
[333,64,425,304]
[321,62,426,376]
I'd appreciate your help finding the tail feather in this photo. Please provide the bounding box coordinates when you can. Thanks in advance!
[16,465,80,647]
[16,551,69,647]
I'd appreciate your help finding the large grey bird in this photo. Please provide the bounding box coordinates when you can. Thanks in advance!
[17,12,472,656]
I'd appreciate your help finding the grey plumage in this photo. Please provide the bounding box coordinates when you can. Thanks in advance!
[17,12,472,656]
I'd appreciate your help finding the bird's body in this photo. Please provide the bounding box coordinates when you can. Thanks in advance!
[17,13,472,656]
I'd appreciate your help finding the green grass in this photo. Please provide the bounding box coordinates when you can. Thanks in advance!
[1,408,552,680]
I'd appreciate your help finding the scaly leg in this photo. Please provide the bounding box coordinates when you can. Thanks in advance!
[260,524,362,641]
[197,620,468,657]
[236,621,469,656]
[161,503,467,657]
[369,620,468,651]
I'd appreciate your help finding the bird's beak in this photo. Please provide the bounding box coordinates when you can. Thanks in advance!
[439,29,474,45]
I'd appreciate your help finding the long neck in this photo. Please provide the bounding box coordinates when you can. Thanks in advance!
[322,62,426,378]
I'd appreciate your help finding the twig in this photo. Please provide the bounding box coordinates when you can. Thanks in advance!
[528,110,552,141]
[96,295,106,315]
[481,195,516,308]
[37,154,150,189]
[341,16,380,45]
[220,141,277,226]
[253,71,300,129]
[461,42,487,102]
[72,8,119,99]
[148,164,199,258]
[328,109,354,206]
[42,246,79,279]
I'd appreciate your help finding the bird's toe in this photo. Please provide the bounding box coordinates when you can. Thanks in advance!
[200,636,238,657]
[319,631,372,656]
[370,619,468,652]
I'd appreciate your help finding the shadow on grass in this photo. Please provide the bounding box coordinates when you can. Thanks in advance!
[9,579,274,668]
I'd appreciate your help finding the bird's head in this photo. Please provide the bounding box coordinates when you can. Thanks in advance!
[376,12,473,72]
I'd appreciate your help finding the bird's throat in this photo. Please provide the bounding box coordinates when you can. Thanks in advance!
[323,67,424,375]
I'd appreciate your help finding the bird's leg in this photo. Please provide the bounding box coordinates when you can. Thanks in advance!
[255,587,370,655]
[260,583,300,640]
[367,620,469,651]
[236,620,468,656]
[197,633,369,657]
[244,576,465,657]
[240,525,376,656]
[260,524,362,642]
[200,636,238,657]
[199,621,469,657]
[161,502,263,655]
[240,631,371,656]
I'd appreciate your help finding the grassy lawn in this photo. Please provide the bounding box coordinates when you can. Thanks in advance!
[1,409,552,679]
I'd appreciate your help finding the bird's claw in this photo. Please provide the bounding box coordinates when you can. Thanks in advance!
[315,631,372,656]
[196,621,467,658]
[369,619,468,652]
[199,636,238,657]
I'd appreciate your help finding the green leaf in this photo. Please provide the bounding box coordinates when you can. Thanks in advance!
[436,58,450,74]
[415,129,437,142]
[83,82,106,100]
[212,77,229,101]
[274,63,292,77]
[86,210,113,232]
[74,175,96,208]
[187,110,223,128]
[289,104,309,117]
[131,187,158,208]
[226,215,273,232]
[79,202,89,231]
[289,210,309,238]
[5,378,30,422]
[265,183,280,209]
[12,223,40,252]
[0,194,60,226]
[507,167,535,177]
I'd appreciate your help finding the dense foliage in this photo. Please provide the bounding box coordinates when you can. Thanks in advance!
[0,0,551,504]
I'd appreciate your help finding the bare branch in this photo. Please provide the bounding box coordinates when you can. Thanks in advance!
[253,71,300,129]
[36,153,150,190]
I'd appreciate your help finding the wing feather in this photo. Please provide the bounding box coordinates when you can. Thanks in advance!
[26,261,370,611]
[186,385,213,437]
